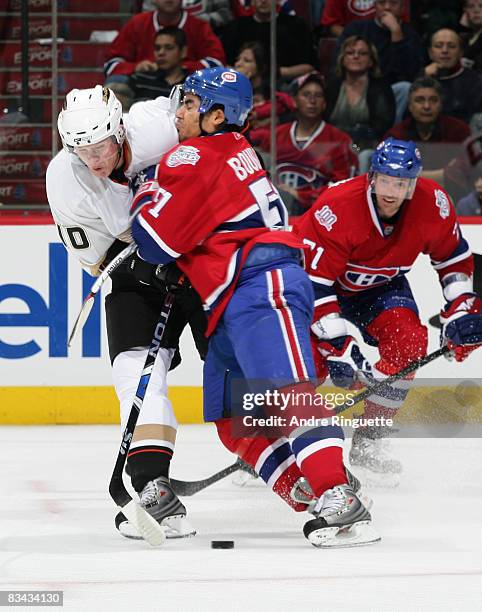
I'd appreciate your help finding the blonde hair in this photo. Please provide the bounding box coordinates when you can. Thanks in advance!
[335,35,382,79]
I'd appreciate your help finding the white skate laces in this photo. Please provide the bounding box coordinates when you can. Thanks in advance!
[313,486,348,517]
[139,480,159,506]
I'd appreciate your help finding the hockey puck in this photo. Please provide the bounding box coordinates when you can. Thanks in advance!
[211,540,234,549]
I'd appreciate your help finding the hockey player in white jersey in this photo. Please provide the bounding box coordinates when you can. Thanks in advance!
[46,85,207,540]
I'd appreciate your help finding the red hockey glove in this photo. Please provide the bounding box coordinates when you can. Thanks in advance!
[440,293,482,362]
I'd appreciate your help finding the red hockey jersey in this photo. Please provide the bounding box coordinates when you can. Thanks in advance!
[131,132,305,336]
[321,0,410,27]
[293,174,473,321]
[253,120,358,209]
[104,10,225,77]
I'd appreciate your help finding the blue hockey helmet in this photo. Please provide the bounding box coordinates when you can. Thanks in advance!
[370,138,422,179]
[182,67,253,127]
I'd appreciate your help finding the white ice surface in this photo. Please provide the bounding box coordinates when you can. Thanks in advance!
[0,425,481,612]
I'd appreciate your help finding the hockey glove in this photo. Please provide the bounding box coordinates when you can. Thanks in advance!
[316,335,373,389]
[127,250,186,292]
[440,293,482,362]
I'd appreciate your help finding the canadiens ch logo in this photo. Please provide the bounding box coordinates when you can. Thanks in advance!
[221,71,237,82]
[348,0,375,16]
[277,162,327,189]
[435,189,450,219]
[341,263,402,291]
[314,205,337,231]
[167,145,200,168]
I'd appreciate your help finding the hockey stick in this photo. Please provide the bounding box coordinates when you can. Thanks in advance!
[171,347,450,497]
[68,242,137,347]
[170,348,451,498]
[333,345,451,415]
[108,283,180,546]
[170,458,258,497]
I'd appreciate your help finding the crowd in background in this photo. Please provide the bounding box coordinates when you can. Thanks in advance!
[100,0,482,216]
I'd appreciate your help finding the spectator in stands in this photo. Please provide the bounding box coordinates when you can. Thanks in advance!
[321,0,411,37]
[251,72,358,214]
[142,0,233,32]
[234,41,295,129]
[457,173,482,215]
[325,35,395,153]
[385,76,472,200]
[460,0,482,73]
[231,0,294,18]
[104,0,225,110]
[409,0,461,40]
[423,28,482,124]
[336,0,424,123]
[322,0,378,37]
[221,0,315,82]
[129,27,188,104]
[181,0,233,31]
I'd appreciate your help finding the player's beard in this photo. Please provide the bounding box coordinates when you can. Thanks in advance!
[376,194,405,220]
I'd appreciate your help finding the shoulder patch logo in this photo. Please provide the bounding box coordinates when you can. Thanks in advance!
[314,205,337,231]
[435,189,450,219]
[166,145,200,168]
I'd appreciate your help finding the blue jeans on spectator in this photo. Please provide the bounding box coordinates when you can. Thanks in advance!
[391,81,410,125]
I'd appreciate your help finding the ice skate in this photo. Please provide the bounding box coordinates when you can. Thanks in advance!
[116,476,196,540]
[349,431,402,488]
[303,484,380,548]
[290,467,373,513]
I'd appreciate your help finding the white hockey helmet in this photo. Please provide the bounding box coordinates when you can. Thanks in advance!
[58,85,125,152]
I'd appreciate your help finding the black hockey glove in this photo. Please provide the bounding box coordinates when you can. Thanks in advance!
[127,250,186,292]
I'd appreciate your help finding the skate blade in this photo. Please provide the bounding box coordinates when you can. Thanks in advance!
[162,514,197,539]
[118,514,195,540]
[308,521,381,548]
[351,467,400,489]
[121,501,167,547]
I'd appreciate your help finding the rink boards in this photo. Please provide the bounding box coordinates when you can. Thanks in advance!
[0,217,481,424]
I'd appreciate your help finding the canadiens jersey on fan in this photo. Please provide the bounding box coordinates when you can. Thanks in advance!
[46,96,178,274]
[253,121,358,209]
[131,132,304,335]
[293,174,473,321]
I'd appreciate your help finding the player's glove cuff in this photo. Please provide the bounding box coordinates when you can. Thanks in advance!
[440,293,481,324]
[126,249,165,288]
[311,313,348,341]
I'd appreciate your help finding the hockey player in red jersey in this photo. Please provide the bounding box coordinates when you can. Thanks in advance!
[128,67,379,547]
[294,138,482,484]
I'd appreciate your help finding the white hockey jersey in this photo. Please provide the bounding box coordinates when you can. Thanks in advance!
[46,96,179,274]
